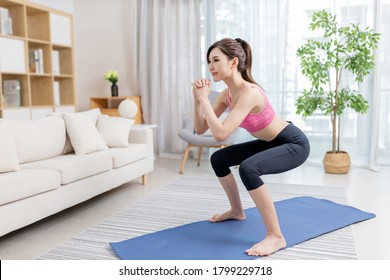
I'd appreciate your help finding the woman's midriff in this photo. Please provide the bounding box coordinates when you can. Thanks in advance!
[250,115,289,142]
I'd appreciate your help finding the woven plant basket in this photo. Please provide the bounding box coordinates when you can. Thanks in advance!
[323,151,351,174]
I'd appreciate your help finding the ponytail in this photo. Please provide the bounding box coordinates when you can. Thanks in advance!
[236,38,258,86]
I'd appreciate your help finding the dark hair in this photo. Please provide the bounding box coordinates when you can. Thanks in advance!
[207,38,258,85]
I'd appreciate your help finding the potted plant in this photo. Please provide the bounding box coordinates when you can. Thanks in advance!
[104,70,119,97]
[296,10,380,174]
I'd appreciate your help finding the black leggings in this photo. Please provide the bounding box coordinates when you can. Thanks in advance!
[210,123,310,191]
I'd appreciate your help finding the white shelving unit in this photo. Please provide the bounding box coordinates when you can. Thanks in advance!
[0,0,77,120]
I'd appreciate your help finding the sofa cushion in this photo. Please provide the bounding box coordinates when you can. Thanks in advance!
[97,115,135,148]
[51,108,102,154]
[62,113,108,155]
[74,108,101,125]
[21,152,113,185]
[51,108,101,124]
[0,116,66,164]
[104,144,148,168]
[0,169,60,206]
[0,123,20,173]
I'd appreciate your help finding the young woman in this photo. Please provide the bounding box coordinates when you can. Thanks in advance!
[192,38,310,256]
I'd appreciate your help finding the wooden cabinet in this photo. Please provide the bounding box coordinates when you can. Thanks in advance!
[0,0,76,120]
[90,96,143,124]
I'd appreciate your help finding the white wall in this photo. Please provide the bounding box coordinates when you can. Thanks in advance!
[73,0,139,111]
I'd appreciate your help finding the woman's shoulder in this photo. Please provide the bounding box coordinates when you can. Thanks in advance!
[243,83,263,92]
[238,83,265,107]
[240,83,262,97]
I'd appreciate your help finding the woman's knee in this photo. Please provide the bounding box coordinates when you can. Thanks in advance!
[210,149,230,177]
[210,149,224,168]
[238,161,264,191]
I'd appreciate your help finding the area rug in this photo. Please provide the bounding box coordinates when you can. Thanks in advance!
[110,196,374,260]
[37,177,368,260]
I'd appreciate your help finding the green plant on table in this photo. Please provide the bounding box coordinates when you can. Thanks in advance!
[104,70,119,83]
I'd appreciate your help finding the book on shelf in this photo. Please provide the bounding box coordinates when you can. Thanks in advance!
[0,7,8,19]
[28,49,37,72]
[53,81,60,106]
[52,50,60,75]
[28,48,44,74]
[0,7,13,35]
[3,80,21,107]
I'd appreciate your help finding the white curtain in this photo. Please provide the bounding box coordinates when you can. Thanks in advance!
[376,0,390,168]
[201,0,390,169]
[136,0,202,155]
[132,0,389,167]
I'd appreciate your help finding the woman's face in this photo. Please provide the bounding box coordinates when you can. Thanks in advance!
[208,47,234,82]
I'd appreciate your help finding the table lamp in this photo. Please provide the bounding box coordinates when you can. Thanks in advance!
[118,99,138,119]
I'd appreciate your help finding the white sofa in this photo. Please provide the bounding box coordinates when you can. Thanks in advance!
[0,109,154,237]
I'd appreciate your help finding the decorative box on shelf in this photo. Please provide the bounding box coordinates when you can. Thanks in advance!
[89,96,143,124]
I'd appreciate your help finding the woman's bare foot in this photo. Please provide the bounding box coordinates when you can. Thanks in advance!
[209,209,246,223]
[245,235,286,256]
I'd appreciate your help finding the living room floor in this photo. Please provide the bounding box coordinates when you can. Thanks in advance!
[0,157,389,260]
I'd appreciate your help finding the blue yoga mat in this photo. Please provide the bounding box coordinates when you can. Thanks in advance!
[110,196,375,260]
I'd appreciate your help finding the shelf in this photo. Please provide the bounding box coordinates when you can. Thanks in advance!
[0,107,30,120]
[1,73,29,107]
[28,73,52,77]
[90,96,143,124]
[53,74,73,78]
[0,0,25,37]
[50,13,72,46]
[30,76,52,106]
[26,6,50,42]
[54,77,74,105]
[31,106,53,119]
[52,46,73,75]
[0,37,26,73]
[27,37,50,44]
[28,41,52,74]
[0,0,76,120]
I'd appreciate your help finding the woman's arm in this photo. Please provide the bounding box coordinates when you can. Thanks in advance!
[193,86,208,134]
[193,82,228,135]
[197,86,260,141]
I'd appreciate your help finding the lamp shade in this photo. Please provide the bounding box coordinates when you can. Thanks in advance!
[118,99,138,119]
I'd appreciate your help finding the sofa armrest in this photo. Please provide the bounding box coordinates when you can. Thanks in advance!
[129,127,152,144]
[129,127,154,170]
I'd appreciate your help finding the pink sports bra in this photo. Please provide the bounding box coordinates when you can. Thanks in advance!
[226,85,275,133]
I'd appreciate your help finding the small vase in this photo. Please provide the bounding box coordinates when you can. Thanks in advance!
[111,83,118,97]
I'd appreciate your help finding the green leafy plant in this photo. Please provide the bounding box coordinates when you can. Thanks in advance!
[296,10,380,153]
[104,70,119,83]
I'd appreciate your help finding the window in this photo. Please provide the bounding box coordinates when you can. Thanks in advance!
[201,0,390,167]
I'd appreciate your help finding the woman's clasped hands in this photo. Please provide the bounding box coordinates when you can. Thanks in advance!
[192,78,210,102]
